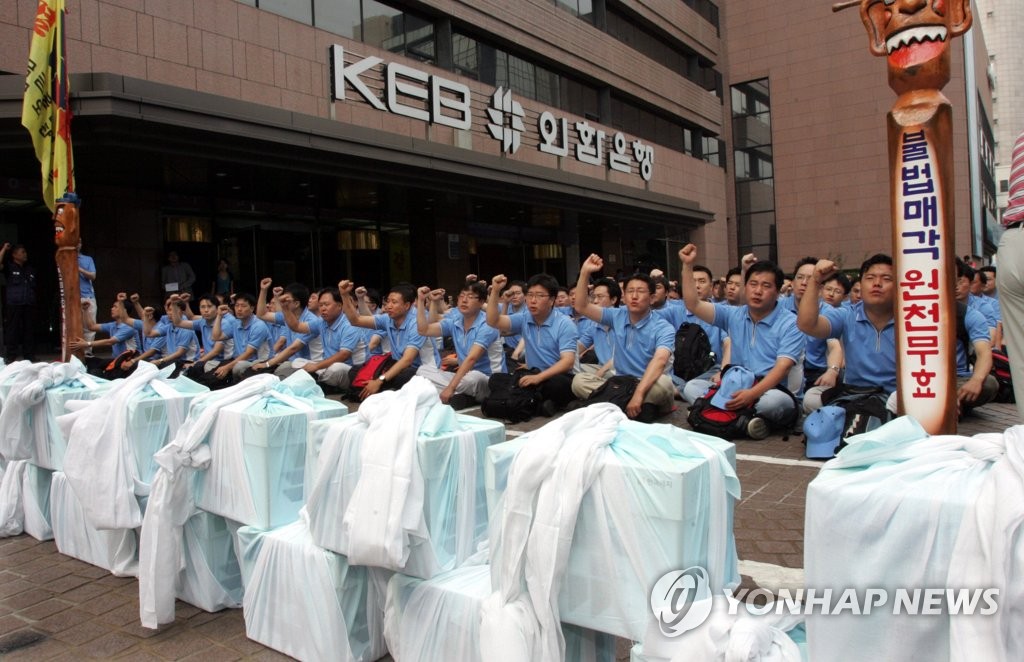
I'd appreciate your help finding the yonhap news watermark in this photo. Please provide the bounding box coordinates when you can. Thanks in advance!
[650,566,1000,638]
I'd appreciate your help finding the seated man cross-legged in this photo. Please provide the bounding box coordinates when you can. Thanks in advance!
[571,254,676,421]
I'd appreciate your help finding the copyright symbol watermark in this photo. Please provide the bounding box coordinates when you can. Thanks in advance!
[649,566,714,637]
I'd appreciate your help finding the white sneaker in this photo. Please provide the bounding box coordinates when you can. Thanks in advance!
[747,417,770,440]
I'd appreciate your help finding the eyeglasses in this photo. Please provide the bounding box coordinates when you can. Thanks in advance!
[822,287,845,296]
[794,274,813,282]
[623,288,650,296]
[458,293,479,301]
[525,292,550,300]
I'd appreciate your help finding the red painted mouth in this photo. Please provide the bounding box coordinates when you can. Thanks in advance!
[886,25,948,69]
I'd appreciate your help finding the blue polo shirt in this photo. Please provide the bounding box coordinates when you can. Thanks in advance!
[274,309,323,361]
[310,315,363,365]
[231,315,270,361]
[440,310,505,375]
[501,301,527,348]
[710,302,804,378]
[78,254,96,297]
[822,302,897,393]
[373,312,437,368]
[653,304,726,363]
[957,306,990,377]
[132,319,167,358]
[100,321,137,356]
[967,294,998,329]
[781,297,829,369]
[361,327,384,358]
[506,310,578,370]
[191,316,225,360]
[577,317,615,365]
[599,307,675,378]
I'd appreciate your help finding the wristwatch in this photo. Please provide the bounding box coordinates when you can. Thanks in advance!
[829,365,841,373]
[379,373,388,383]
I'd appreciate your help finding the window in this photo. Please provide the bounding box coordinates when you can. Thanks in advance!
[261,0,313,24]
[313,0,435,64]
[315,0,361,40]
[732,78,777,262]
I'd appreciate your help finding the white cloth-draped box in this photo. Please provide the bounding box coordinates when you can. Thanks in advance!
[0,461,53,540]
[0,364,106,470]
[385,564,617,662]
[177,510,244,614]
[630,623,808,661]
[238,518,389,662]
[88,375,209,484]
[805,418,1012,662]
[50,471,138,577]
[193,393,347,529]
[485,422,739,641]
[304,408,506,579]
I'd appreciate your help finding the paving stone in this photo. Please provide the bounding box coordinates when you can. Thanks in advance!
[81,631,140,658]
[1,588,55,611]
[77,591,130,616]
[193,611,245,642]
[181,643,243,661]
[5,634,71,660]
[18,598,73,622]
[147,631,216,659]
[0,578,35,599]
[52,619,114,646]
[33,607,94,634]
[60,582,113,605]
[0,614,31,637]
[43,574,94,595]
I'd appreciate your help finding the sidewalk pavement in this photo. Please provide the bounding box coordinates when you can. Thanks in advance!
[0,396,1018,660]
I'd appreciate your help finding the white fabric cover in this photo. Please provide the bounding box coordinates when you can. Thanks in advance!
[62,362,203,531]
[177,510,243,613]
[949,424,1024,662]
[304,378,504,578]
[484,413,740,642]
[241,516,388,662]
[138,374,281,629]
[0,358,104,469]
[805,417,1007,662]
[481,404,625,662]
[22,462,53,540]
[0,460,28,537]
[50,471,138,576]
[384,563,616,662]
[193,372,346,529]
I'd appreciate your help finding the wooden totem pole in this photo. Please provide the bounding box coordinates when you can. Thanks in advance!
[54,193,83,361]
[836,0,972,434]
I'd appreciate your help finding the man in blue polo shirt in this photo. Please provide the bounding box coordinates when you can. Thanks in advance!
[78,241,97,356]
[576,277,619,377]
[212,292,270,382]
[681,244,804,439]
[172,294,234,377]
[416,281,505,409]
[251,279,324,377]
[572,255,676,421]
[797,254,898,413]
[781,257,844,395]
[278,287,365,391]
[955,259,999,410]
[339,280,438,400]
[71,293,139,375]
[485,272,578,415]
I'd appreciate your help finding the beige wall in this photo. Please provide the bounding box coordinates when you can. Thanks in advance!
[722,0,981,272]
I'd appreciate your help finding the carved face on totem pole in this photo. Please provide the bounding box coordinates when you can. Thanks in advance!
[53,199,80,249]
[859,0,972,94]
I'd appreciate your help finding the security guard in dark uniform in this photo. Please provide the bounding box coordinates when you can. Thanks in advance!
[1,242,38,362]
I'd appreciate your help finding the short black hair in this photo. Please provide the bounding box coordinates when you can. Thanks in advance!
[693,265,713,282]
[975,269,988,285]
[526,273,560,297]
[284,283,310,310]
[592,277,621,306]
[956,258,976,282]
[860,254,893,275]
[556,286,569,296]
[318,287,343,304]
[744,260,785,289]
[823,272,852,294]
[461,281,488,299]
[363,288,381,306]
[234,292,257,307]
[792,256,818,275]
[625,273,656,295]
[389,283,417,304]
[195,294,218,308]
[979,265,996,276]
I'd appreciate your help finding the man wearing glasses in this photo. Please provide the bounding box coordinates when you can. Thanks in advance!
[781,258,844,394]
[416,280,505,410]
[572,255,676,421]
[486,273,578,416]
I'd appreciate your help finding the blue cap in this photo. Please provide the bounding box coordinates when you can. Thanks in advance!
[804,406,845,459]
[710,365,755,409]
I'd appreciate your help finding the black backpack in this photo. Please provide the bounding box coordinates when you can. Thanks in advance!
[673,322,715,381]
[584,375,658,421]
[686,383,756,440]
[481,370,542,423]
[820,385,894,450]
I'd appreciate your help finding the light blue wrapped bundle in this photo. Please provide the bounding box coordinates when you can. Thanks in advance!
[193,371,347,529]
[240,517,389,662]
[177,510,243,613]
[50,471,138,577]
[0,460,53,540]
[89,374,210,484]
[304,404,505,579]
[0,358,107,470]
[805,417,1005,662]
[484,420,739,641]
[385,564,617,662]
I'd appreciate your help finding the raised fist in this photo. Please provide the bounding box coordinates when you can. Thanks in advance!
[130,293,140,303]
[742,253,758,271]
[678,244,697,265]
[417,286,431,301]
[465,274,478,283]
[429,288,445,301]
[338,280,354,296]
[178,292,190,302]
[491,274,508,293]
[355,286,367,298]
[260,277,272,290]
[581,254,604,275]
[814,259,838,284]
[272,286,284,297]
[117,292,127,302]
[650,268,664,279]
[218,304,231,316]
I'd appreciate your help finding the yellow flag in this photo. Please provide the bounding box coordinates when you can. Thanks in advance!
[21,0,74,212]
